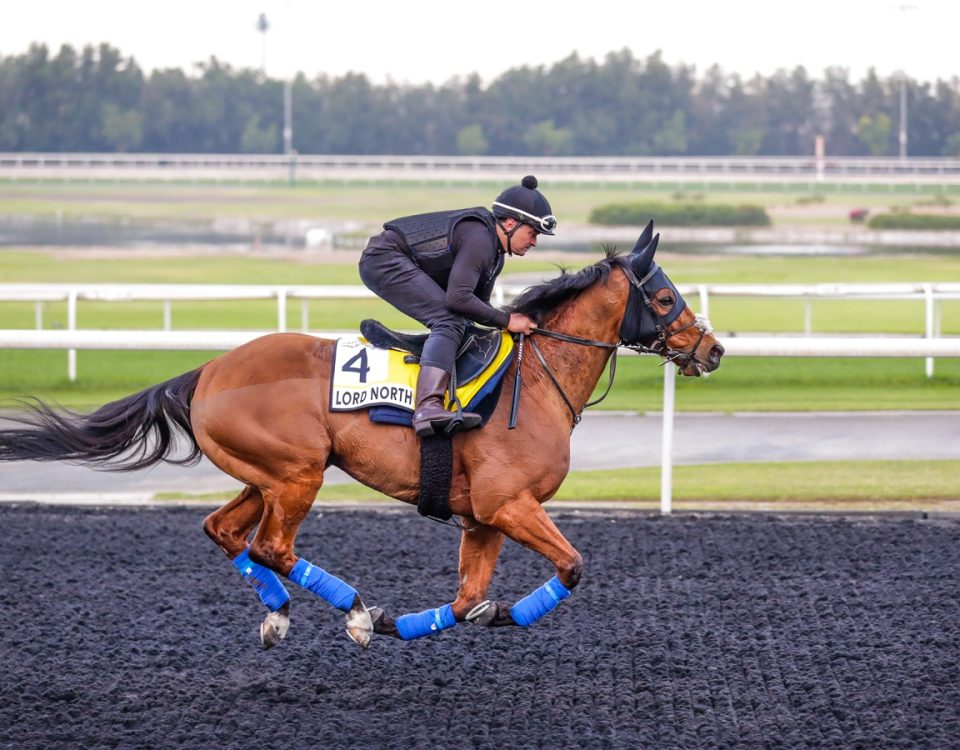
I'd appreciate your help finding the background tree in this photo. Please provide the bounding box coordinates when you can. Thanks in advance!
[857,114,893,156]
[2,42,959,156]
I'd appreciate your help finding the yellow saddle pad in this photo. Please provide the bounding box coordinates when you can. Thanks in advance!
[330,333,514,413]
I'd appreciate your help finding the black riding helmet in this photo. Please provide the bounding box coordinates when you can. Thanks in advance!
[492,175,557,236]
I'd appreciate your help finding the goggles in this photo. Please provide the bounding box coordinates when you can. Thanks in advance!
[492,202,557,234]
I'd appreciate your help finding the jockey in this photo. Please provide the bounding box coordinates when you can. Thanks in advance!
[359,175,556,437]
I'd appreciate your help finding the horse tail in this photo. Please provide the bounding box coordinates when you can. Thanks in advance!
[0,368,203,471]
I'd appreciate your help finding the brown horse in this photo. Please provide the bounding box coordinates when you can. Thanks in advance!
[0,222,723,648]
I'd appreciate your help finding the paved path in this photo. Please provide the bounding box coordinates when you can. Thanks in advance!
[1,411,957,499]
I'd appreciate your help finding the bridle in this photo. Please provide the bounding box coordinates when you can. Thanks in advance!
[509,261,713,429]
[620,261,713,372]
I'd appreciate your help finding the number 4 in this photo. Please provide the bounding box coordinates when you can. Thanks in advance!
[342,349,370,383]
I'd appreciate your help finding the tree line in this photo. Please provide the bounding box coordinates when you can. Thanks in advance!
[2,42,959,157]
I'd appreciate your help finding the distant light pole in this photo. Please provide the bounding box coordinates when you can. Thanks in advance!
[899,74,907,160]
[276,3,296,181]
[256,12,270,76]
[895,4,917,161]
[284,79,293,155]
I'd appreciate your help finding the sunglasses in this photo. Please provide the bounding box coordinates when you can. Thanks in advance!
[493,202,558,233]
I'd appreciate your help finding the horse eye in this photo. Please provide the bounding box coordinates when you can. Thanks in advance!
[658,296,675,306]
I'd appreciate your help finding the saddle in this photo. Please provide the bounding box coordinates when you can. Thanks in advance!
[359,319,505,386]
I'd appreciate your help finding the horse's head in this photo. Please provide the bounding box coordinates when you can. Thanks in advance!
[618,221,724,377]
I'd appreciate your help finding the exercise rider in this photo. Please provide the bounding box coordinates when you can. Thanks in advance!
[359,175,557,437]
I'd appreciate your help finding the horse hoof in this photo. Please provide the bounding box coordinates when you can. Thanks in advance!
[367,606,400,638]
[465,600,515,627]
[465,600,496,625]
[260,605,290,650]
[345,600,373,649]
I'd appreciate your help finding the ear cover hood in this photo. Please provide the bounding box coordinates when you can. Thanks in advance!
[619,221,688,346]
[628,220,657,275]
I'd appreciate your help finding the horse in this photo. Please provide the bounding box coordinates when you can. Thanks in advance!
[0,221,724,649]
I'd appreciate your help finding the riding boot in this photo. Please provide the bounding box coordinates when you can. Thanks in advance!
[413,365,481,437]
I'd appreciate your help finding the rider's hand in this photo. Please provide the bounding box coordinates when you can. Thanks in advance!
[506,312,537,335]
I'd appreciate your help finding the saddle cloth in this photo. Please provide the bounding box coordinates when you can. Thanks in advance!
[329,332,514,421]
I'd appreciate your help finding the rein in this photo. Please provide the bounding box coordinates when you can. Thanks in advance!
[509,328,619,429]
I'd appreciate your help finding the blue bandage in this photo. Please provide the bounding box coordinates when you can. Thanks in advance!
[232,548,291,612]
[395,603,457,640]
[509,575,571,627]
[288,558,357,612]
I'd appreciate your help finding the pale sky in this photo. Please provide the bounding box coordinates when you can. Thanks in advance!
[1,0,956,85]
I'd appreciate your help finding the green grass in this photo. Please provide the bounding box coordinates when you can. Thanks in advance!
[554,460,960,505]
[2,253,959,411]
[599,357,960,412]
[2,181,953,225]
[156,460,960,508]
[3,349,958,413]
[0,250,366,284]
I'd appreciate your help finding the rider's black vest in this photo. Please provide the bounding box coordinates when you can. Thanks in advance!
[383,207,497,275]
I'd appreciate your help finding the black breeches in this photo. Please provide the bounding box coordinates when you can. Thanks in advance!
[359,245,464,373]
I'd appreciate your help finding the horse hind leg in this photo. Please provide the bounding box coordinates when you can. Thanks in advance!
[250,482,374,649]
[203,485,292,650]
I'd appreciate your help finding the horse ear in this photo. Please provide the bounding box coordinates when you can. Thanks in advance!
[629,220,655,256]
[631,232,660,273]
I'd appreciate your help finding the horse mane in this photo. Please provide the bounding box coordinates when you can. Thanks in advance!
[507,247,627,323]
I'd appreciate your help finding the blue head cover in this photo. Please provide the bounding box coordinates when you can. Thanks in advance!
[619,221,687,347]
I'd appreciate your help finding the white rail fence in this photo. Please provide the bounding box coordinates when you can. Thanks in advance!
[2,282,959,378]
[2,327,959,514]
[4,153,960,186]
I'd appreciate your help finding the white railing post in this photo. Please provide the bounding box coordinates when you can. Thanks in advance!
[301,300,309,331]
[804,298,813,336]
[35,301,43,330]
[277,289,287,332]
[67,290,77,382]
[163,300,172,331]
[660,362,677,515]
[697,284,709,320]
[923,284,934,378]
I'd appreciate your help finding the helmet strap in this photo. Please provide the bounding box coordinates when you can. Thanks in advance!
[495,218,519,256]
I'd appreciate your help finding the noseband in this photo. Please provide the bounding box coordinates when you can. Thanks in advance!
[509,262,712,428]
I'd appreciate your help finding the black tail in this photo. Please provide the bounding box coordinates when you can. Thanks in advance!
[0,368,203,471]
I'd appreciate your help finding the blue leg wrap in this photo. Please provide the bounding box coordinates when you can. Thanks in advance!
[395,603,457,640]
[509,575,572,627]
[232,548,291,612]
[288,558,357,612]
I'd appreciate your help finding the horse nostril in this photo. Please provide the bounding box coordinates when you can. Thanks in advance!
[710,344,725,364]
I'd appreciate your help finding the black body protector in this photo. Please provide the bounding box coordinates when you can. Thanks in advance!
[384,207,498,278]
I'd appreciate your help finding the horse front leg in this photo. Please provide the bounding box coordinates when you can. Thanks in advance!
[454,521,518,628]
[479,490,583,629]
[369,519,506,639]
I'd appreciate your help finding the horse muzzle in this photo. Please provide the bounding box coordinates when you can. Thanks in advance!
[681,341,724,377]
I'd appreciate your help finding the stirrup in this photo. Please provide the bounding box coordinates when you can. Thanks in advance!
[444,412,481,435]
[414,411,481,437]
[413,409,455,437]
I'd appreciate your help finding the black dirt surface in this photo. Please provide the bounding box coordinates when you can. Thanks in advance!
[0,505,958,750]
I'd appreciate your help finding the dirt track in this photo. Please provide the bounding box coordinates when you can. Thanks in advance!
[1,505,958,749]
